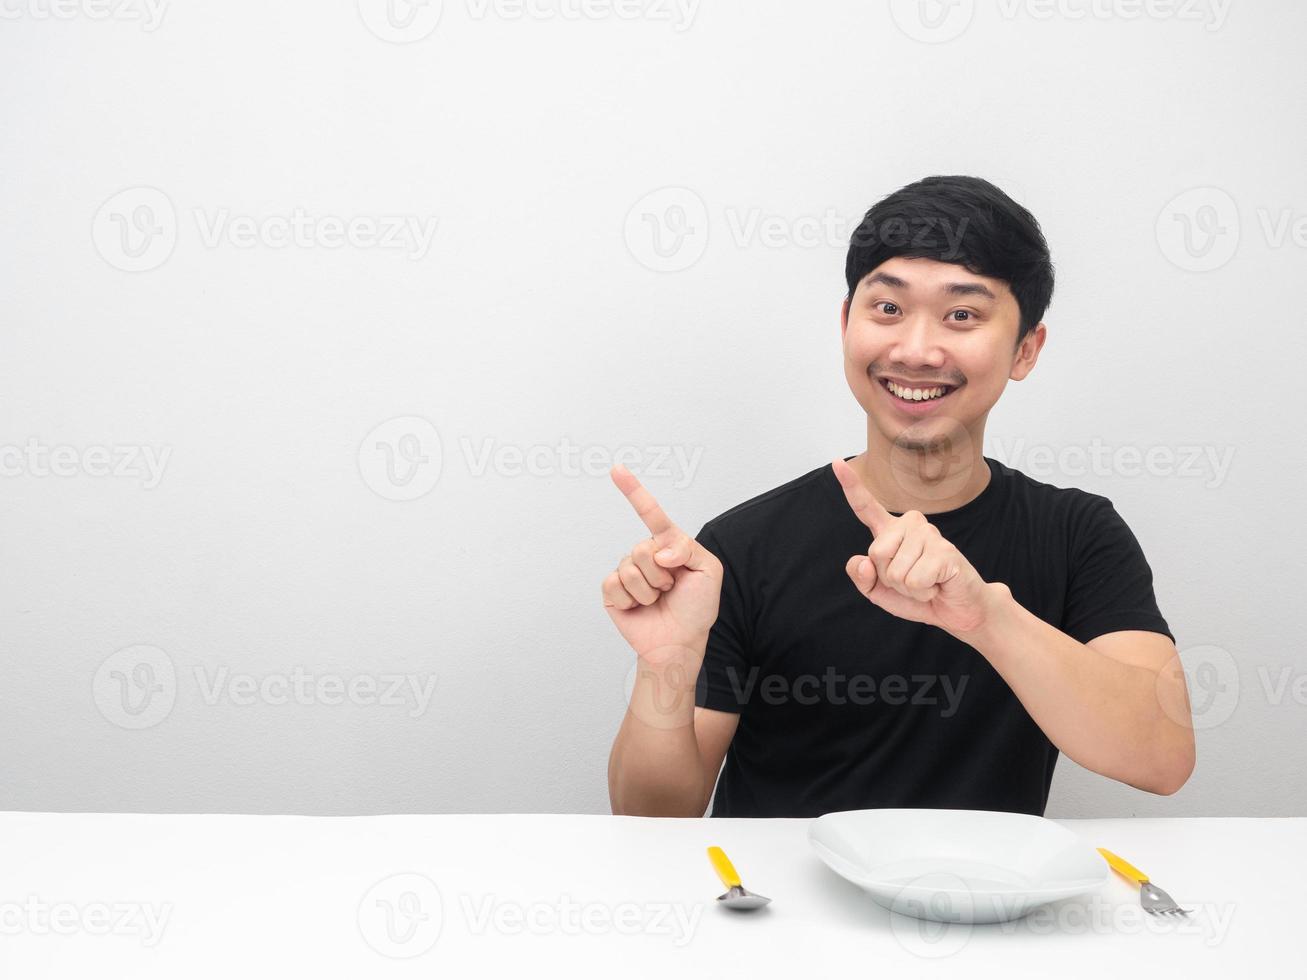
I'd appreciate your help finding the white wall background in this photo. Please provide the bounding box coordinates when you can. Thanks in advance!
[1,0,1303,817]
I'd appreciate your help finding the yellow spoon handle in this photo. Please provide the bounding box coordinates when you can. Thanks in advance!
[707,846,742,889]
[1098,847,1149,884]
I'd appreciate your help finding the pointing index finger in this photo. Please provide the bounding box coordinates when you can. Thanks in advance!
[831,457,893,534]
[610,464,678,538]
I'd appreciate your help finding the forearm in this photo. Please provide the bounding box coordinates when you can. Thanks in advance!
[608,653,710,816]
[957,584,1193,794]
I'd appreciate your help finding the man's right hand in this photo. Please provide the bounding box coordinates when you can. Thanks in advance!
[602,464,723,666]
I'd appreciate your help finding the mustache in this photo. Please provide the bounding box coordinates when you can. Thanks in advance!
[868,365,966,386]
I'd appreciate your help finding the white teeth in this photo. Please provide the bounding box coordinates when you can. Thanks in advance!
[886,380,949,402]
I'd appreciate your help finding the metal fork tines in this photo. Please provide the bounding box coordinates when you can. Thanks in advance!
[1098,848,1192,917]
[1140,880,1192,916]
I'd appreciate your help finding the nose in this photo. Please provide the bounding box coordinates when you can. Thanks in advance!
[888,313,947,368]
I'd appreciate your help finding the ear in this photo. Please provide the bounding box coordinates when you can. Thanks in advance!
[840,295,851,341]
[1010,322,1047,381]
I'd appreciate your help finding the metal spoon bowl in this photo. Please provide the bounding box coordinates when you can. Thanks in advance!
[708,846,772,911]
[716,885,772,910]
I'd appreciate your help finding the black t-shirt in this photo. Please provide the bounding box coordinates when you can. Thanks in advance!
[693,455,1173,819]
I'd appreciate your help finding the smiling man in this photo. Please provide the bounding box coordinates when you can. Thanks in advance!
[604,175,1195,818]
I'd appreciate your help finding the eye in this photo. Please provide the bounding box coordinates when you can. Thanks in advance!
[875,301,901,316]
[948,310,976,323]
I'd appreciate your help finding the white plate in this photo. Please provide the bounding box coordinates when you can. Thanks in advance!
[808,808,1108,923]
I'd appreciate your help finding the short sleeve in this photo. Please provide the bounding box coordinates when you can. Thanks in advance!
[1062,496,1174,644]
[693,522,754,714]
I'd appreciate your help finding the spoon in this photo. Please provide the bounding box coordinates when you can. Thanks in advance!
[707,846,772,910]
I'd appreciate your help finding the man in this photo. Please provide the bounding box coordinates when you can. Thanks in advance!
[602,175,1195,818]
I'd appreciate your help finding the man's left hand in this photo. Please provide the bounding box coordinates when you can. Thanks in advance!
[832,457,1007,639]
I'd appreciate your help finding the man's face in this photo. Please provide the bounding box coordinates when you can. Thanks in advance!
[841,255,1044,455]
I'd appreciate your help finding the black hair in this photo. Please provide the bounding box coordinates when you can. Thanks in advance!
[844,175,1054,345]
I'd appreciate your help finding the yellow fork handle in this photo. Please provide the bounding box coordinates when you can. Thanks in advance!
[1098,847,1149,884]
[707,846,742,889]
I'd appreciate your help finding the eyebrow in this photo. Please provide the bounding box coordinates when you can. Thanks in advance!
[861,271,997,301]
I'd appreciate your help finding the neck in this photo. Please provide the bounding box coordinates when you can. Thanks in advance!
[852,419,991,515]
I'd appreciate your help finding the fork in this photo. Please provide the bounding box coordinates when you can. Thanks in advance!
[1097,847,1193,916]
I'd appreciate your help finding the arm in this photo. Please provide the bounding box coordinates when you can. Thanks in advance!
[601,465,739,816]
[957,589,1194,794]
[831,458,1195,797]
[607,656,739,816]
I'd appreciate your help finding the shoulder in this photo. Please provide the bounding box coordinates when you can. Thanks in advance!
[991,457,1115,519]
[990,458,1140,555]
[696,461,834,545]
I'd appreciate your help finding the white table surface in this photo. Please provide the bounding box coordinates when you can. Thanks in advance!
[0,812,1298,978]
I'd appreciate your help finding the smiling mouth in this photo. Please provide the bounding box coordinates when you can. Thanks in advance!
[878,378,960,403]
